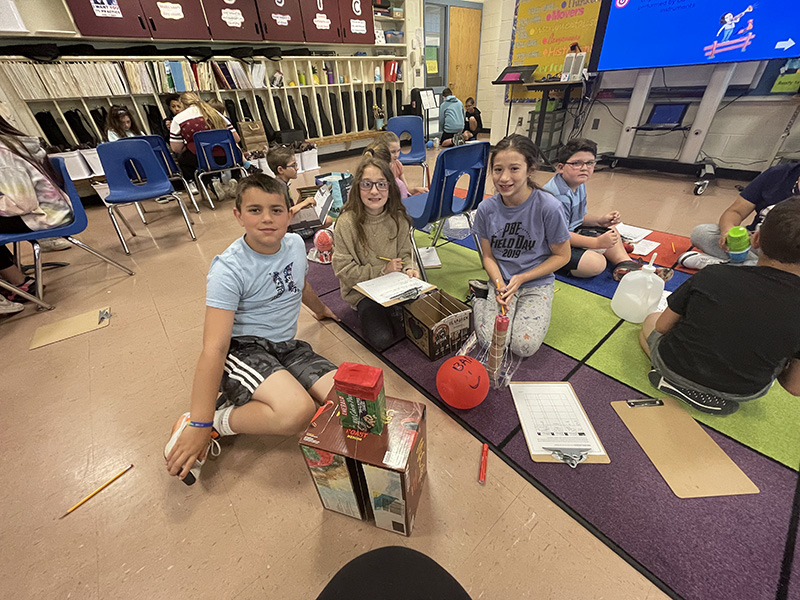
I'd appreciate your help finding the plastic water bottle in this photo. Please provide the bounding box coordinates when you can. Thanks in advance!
[610,254,665,323]
[726,226,751,262]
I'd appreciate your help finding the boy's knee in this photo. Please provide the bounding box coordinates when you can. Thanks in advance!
[511,337,542,358]
[690,223,719,247]
[575,251,606,277]
[275,400,316,435]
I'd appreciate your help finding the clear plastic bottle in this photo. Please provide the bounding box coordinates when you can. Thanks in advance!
[610,254,665,323]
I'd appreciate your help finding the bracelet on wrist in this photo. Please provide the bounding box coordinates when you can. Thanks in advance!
[189,420,213,428]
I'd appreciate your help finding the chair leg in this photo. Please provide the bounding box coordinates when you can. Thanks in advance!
[31,241,44,300]
[0,279,54,310]
[66,236,135,276]
[108,206,132,255]
[464,211,484,262]
[196,174,215,210]
[181,176,200,213]
[173,193,197,241]
[422,162,430,188]
[410,226,427,282]
[135,202,148,225]
[430,219,445,246]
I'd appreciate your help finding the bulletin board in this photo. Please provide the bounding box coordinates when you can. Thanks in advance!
[507,0,602,102]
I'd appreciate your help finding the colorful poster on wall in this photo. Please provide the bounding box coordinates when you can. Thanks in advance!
[508,0,602,101]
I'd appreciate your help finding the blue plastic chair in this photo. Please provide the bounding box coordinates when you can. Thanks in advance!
[402,141,490,280]
[97,139,196,255]
[387,116,430,187]
[0,157,134,309]
[193,129,248,210]
[140,135,200,213]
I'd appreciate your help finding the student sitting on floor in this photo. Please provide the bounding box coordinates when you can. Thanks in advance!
[268,146,333,237]
[439,88,466,147]
[105,105,143,142]
[164,174,339,485]
[462,97,483,142]
[640,197,800,415]
[162,94,183,142]
[375,131,428,198]
[332,154,420,352]
[542,138,672,282]
[472,134,571,358]
[685,161,800,269]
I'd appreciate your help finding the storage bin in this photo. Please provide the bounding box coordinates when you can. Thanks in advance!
[384,30,404,44]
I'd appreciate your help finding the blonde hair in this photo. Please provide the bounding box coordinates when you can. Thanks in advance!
[179,92,228,131]
[363,140,392,164]
[377,131,400,146]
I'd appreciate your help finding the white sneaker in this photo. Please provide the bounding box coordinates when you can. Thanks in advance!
[155,196,172,204]
[678,251,728,270]
[0,295,24,315]
[38,238,71,252]
[188,182,199,195]
[164,412,221,486]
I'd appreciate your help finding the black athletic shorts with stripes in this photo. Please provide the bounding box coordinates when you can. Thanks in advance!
[217,336,337,408]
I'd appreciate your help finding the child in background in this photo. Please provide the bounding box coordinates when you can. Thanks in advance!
[640,197,800,415]
[376,131,428,198]
[332,155,420,351]
[208,99,227,117]
[105,105,142,142]
[439,88,466,147]
[472,135,571,357]
[164,174,339,485]
[542,138,672,281]
[462,97,483,142]
[267,146,333,236]
[162,94,183,141]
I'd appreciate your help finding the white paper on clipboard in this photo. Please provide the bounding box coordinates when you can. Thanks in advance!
[510,382,609,464]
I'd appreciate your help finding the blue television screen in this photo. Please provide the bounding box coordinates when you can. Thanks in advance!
[589,0,800,72]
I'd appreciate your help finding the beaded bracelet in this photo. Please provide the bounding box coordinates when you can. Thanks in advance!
[189,420,213,428]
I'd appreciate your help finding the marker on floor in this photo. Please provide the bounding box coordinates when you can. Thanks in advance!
[478,443,489,484]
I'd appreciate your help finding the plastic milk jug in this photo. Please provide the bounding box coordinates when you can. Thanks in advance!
[610,254,665,323]
[726,226,751,262]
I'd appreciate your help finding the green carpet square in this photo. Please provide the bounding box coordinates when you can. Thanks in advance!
[587,321,800,470]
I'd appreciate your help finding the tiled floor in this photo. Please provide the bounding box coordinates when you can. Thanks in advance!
[2,149,740,599]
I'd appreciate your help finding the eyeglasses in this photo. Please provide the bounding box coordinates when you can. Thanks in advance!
[287,163,298,169]
[359,180,389,191]
[564,160,597,169]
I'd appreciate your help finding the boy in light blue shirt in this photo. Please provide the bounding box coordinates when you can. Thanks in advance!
[543,138,671,281]
[165,174,339,485]
[439,88,465,147]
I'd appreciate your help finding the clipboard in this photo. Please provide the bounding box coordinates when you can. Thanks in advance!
[354,272,437,307]
[510,382,610,467]
[612,398,759,499]
[29,307,111,349]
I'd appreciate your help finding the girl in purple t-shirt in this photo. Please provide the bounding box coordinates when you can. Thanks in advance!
[472,135,571,357]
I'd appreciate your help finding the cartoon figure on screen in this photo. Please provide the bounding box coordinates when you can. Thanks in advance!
[717,5,753,42]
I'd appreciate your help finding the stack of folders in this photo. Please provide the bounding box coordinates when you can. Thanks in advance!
[121,62,156,94]
[1,61,49,99]
[251,63,267,88]
[0,60,131,99]
[227,61,253,89]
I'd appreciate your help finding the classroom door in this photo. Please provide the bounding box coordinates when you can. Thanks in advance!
[447,5,481,102]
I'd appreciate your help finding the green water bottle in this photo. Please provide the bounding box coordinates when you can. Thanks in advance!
[726,226,751,263]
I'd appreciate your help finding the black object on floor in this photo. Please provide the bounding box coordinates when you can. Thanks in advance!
[341,92,353,132]
[329,93,343,135]
[316,93,333,137]
[301,95,319,139]
[315,547,472,600]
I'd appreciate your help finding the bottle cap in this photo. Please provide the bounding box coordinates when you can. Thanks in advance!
[642,253,657,272]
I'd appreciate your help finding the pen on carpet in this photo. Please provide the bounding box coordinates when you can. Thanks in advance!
[60,464,134,519]
[478,443,489,484]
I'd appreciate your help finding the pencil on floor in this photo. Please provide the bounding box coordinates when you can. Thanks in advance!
[671,242,676,253]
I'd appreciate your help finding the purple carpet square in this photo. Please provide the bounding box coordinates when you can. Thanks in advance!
[502,365,797,600]
[382,341,579,445]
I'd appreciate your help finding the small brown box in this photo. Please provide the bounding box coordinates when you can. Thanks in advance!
[299,393,427,536]
[403,290,472,361]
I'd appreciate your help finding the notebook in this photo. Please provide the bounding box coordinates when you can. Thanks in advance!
[354,272,436,307]
[289,185,334,231]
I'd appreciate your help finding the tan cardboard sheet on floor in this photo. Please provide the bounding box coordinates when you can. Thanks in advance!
[612,397,759,498]
[29,306,111,349]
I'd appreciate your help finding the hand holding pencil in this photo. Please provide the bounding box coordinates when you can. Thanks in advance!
[380,256,405,274]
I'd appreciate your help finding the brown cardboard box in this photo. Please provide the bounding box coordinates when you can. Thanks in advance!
[299,393,427,536]
[403,290,472,361]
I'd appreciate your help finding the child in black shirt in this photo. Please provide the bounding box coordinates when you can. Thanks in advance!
[640,197,800,414]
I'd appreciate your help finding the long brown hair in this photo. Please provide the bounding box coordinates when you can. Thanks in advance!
[105,105,142,140]
[339,156,410,250]
[490,134,543,191]
[0,114,63,185]
[179,92,228,130]
[363,140,392,164]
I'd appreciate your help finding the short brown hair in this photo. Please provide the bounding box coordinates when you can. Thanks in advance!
[267,146,295,174]
[556,138,597,164]
[759,196,800,264]
[235,173,290,211]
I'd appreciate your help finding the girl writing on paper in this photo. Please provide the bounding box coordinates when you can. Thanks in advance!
[472,135,571,357]
[0,114,74,313]
[333,154,420,351]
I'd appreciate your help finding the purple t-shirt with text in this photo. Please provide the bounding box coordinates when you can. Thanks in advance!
[473,189,570,287]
